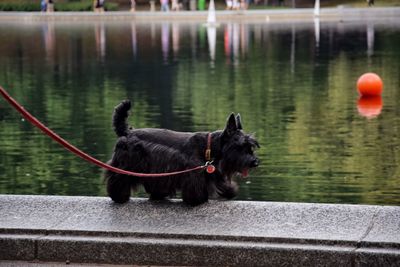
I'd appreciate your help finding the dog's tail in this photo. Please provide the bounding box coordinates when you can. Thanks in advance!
[113,100,132,137]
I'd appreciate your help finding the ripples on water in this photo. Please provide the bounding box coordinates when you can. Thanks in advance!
[0,20,399,205]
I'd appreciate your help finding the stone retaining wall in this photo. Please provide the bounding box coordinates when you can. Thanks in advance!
[0,195,399,266]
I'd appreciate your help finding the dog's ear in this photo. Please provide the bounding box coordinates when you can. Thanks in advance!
[236,114,243,130]
[223,113,237,137]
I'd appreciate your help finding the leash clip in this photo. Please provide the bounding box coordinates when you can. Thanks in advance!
[205,160,213,166]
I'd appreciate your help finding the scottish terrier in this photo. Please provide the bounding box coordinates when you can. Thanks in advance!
[105,100,259,206]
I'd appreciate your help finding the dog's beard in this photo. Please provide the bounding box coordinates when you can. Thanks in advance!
[218,158,254,180]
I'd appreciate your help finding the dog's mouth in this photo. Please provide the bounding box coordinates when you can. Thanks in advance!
[235,169,249,179]
[237,159,259,178]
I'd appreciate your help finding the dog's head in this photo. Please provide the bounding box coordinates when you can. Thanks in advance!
[218,113,260,179]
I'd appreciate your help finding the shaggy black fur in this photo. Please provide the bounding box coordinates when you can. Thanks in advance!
[105,100,259,206]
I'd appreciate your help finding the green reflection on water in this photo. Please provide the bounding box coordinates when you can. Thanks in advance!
[0,21,399,205]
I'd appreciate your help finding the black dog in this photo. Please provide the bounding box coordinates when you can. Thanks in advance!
[105,100,259,206]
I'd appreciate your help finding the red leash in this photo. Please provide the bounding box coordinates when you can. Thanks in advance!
[0,86,208,177]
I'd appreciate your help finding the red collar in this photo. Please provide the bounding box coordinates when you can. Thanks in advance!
[205,133,212,161]
[204,133,216,174]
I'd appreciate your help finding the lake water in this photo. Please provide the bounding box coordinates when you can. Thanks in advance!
[0,19,399,205]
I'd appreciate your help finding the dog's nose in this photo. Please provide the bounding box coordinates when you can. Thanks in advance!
[251,159,259,167]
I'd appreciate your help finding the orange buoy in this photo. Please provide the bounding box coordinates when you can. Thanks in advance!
[357,96,383,119]
[357,73,383,96]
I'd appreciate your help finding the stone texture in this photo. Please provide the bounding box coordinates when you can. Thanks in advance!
[0,195,84,231]
[37,236,355,266]
[0,235,37,261]
[1,195,376,242]
[355,248,400,267]
[1,195,399,266]
[361,206,400,247]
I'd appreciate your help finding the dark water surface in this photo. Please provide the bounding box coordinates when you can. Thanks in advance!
[0,20,399,205]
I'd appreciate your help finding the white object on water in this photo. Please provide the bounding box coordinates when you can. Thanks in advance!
[205,0,218,65]
[314,0,320,17]
[207,0,217,26]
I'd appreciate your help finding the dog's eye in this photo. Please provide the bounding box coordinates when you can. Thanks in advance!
[243,144,254,154]
[249,143,259,153]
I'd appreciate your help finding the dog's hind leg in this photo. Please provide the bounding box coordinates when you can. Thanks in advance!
[105,136,138,204]
[106,173,132,203]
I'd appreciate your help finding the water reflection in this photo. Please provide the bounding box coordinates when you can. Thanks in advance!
[95,22,106,60]
[162,23,169,64]
[290,25,296,74]
[0,20,400,205]
[314,17,320,49]
[131,22,137,59]
[224,23,241,66]
[42,22,55,63]
[357,96,383,119]
[172,23,180,61]
[207,25,216,66]
[367,22,374,57]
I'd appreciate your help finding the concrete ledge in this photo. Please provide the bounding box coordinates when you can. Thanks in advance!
[0,8,400,23]
[0,195,399,266]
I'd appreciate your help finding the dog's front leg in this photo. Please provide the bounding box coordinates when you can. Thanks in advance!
[181,174,209,206]
[215,178,238,200]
